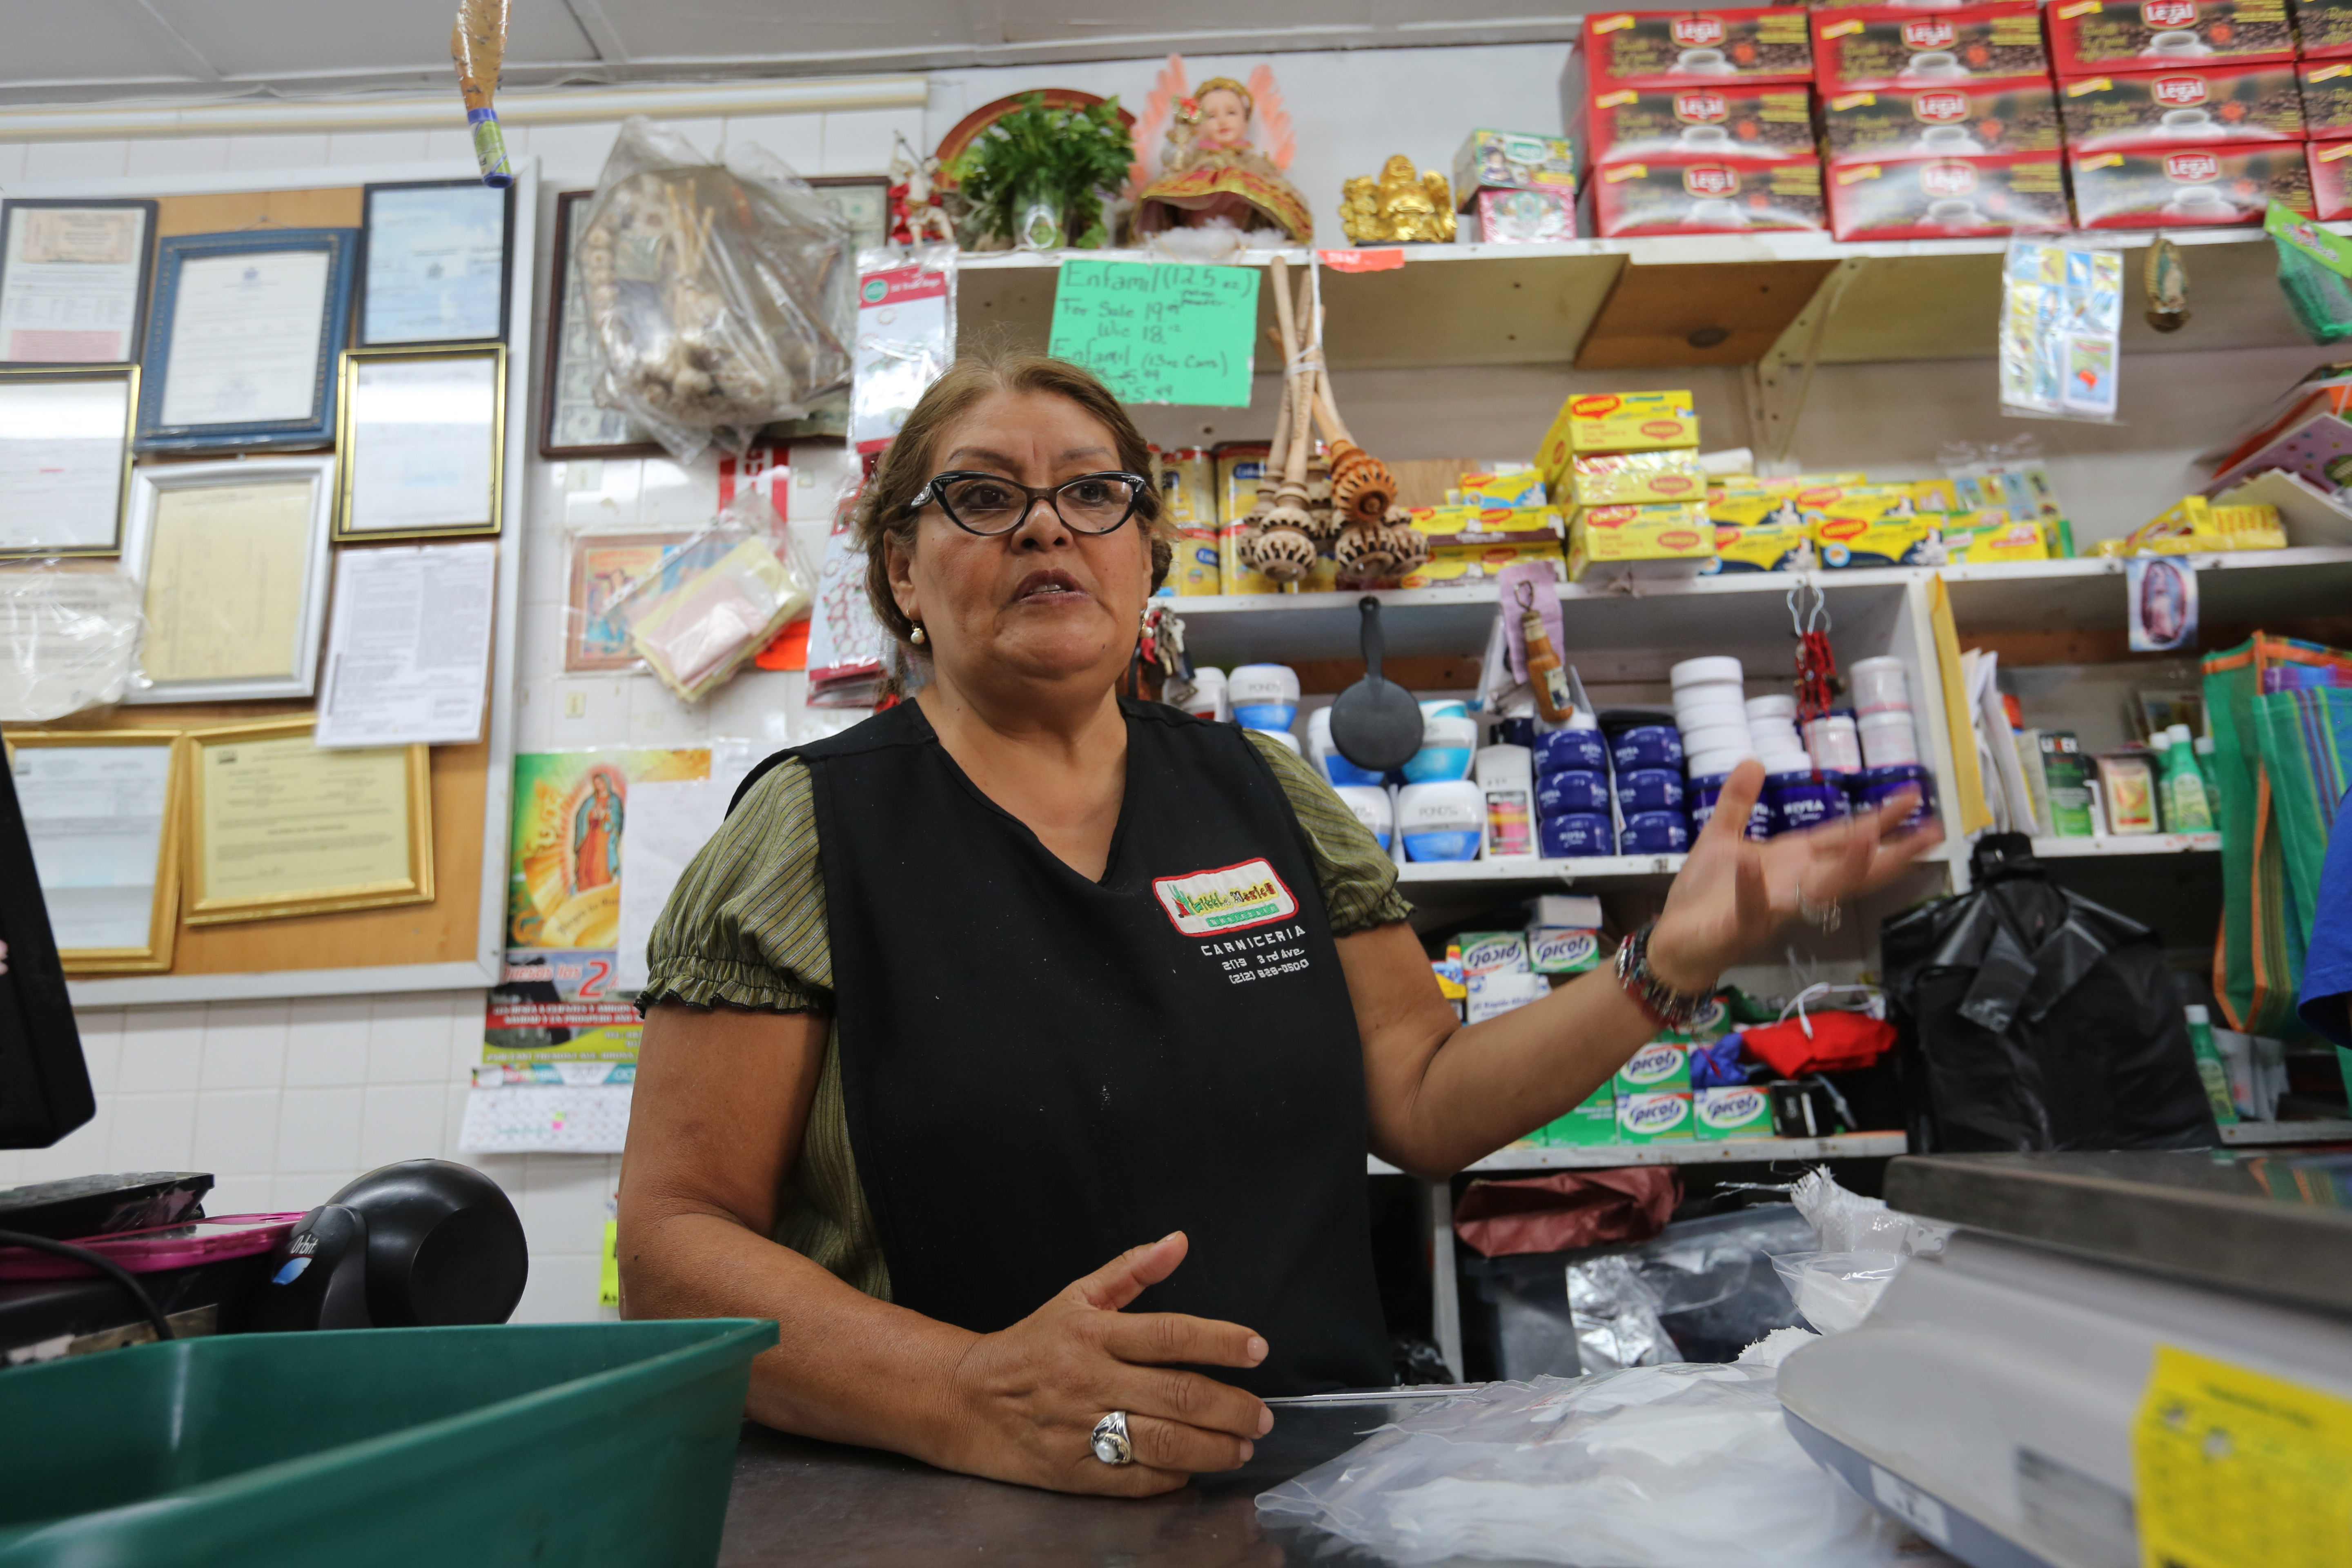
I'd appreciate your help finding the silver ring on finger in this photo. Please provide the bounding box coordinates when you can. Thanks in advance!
[1090,1409,1135,1466]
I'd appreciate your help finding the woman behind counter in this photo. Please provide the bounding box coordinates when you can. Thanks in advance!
[617,351,1938,1498]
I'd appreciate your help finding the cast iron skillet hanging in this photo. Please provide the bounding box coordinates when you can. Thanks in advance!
[1328,596,1421,772]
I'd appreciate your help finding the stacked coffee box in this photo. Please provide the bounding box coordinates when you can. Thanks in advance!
[2299,0,2352,216]
[2053,0,2316,225]
[1570,7,1830,235]
[1817,2,2072,238]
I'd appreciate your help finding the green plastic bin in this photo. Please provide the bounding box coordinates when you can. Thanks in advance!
[0,1319,776,1568]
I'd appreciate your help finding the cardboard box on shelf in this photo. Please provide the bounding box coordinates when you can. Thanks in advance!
[1811,2,2051,93]
[1811,491,1945,566]
[1826,151,2071,239]
[1542,390,1702,462]
[1401,548,1569,588]
[2312,138,2352,221]
[1820,80,2062,165]
[1564,449,1710,507]
[1454,129,1579,205]
[1944,515,2054,562]
[1460,929,1535,977]
[1588,156,1829,236]
[2043,0,2296,76]
[1570,502,1716,579]
[2299,0,2352,60]
[1579,7,1817,89]
[1703,519,1816,572]
[1410,506,1568,551]
[1545,1085,1622,1146]
[1471,187,1579,243]
[2302,60,2352,140]
[1617,1090,1698,1143]
[1695,1084,1776,1140]
[1529,927,1605,974]
[1458,470,1550,509]
[2070,141,2313,227]
[1586,82,1818,166]
[2059,62,2305,151]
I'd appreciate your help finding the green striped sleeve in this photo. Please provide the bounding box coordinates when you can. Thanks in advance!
[639,758,833,1013]
[1243,729,1414,936]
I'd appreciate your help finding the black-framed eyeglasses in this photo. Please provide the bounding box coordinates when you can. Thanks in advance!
[909,470,1150,537]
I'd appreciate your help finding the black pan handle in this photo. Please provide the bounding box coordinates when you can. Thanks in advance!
[1358,596,1385,685]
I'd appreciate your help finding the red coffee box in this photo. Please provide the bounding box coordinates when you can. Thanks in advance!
[2059,62,2304,150]
[1826,151,2073,237]
[2302,60,2352,140]
[2070,140,2314,226]
[1472,187,1581,242]
[2044,0,2296,76]
[2310,141,2352,220]
[1812,4,2051,93]
[1581,8,1816,88]
[1820,80,2062,165]
[1588,156,1829,234]
[1588,82,1818,165]
[2298,0,2352,60]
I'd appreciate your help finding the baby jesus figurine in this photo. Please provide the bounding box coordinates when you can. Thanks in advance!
[1132,76,1312,243]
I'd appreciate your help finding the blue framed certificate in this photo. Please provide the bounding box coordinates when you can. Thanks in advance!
[359,180,514,347]
[136,228,356,453]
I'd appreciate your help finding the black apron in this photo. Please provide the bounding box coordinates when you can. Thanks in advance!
[731,698,1390,1395]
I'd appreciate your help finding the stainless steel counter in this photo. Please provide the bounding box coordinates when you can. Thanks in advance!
[717,1396,1424,1567]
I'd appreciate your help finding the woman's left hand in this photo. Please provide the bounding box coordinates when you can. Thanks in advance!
[1645,759,1944,993]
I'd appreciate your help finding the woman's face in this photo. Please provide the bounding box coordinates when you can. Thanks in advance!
[1198,89,1248,149]
[888,388,1152,695]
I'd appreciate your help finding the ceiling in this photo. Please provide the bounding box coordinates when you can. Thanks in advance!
[1,0,1587,105]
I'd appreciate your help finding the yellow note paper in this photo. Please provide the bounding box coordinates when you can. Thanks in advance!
[2134,1345,2352,1568]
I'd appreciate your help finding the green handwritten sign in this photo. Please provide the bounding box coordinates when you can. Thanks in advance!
[1046,258,1260,407]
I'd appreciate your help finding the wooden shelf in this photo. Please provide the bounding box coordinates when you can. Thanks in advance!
[1398,854,1685,892]
[1939,548,2352,638]
[1369,1130,1907,1174]
[956,225,2352,372]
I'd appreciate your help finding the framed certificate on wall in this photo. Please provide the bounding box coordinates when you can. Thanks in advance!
[0,198,157,367]
[358,179,514,347]
[135,228,357,453]
[184,715,432,924]
[0,365,137,556]
[334,343,506,541]
[5,727,187,973]
[121,454,336,703]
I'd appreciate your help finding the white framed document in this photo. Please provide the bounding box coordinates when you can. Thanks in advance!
[120,454,336,703]
[5,727,186,974]
[333,343,506,542]
[0,199,156,366]
[0,365,137,556]
[359,179,513,347]
[136,228,356,452]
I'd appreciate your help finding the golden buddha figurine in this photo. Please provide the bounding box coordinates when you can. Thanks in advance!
[1339,155,1458,244]
[1131,71,1313,244]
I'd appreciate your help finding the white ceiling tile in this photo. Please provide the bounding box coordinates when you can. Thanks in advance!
[145,0,597,77]
[0,0,211,83]
[998,0,1374,42]
[126,135,233,176]
[604,0,968,61]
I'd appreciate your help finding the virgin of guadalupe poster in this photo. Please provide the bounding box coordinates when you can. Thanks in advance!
[506,747,709,950]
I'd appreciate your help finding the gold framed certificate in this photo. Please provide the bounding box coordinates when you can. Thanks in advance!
[5,727,186,973]
[333,343,506,542]
[184,715,433,925]
[0,365,137,557]
[122,454,335,703]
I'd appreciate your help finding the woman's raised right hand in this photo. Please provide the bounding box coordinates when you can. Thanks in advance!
[930,1231,1276,1497]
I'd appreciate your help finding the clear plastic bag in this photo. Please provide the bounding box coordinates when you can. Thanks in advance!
[1790,1166,1949,1256]
[1256,1360,1907,1568]
[606,512,809,703]
[805,475,891,709]
[0,564,143,721]
[579,118,854,463]
[1771,1251,1902,1336]
[849,243,957,455]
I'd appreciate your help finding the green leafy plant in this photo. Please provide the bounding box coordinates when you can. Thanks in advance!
[949,94,1136,249]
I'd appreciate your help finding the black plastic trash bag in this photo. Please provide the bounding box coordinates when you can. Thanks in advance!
[1882,834,2218,1152]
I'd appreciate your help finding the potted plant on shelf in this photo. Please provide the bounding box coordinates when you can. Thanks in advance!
[947,92,1137,250]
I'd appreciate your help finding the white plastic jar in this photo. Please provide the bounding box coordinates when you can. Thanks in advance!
[1397,780,1484,861]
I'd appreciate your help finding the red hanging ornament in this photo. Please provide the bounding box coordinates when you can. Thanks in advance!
[1789,580,1838,724]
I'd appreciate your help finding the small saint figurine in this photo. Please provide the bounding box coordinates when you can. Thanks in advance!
[1130,63,1312,244]
[888,134,953,246]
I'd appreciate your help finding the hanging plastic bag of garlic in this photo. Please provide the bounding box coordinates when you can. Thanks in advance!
[578,116,856,462]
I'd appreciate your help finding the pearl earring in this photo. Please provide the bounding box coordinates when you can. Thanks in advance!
[911,625,926,645]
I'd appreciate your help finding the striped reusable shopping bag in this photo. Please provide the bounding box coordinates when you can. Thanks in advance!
[2203,634,2352,1035]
